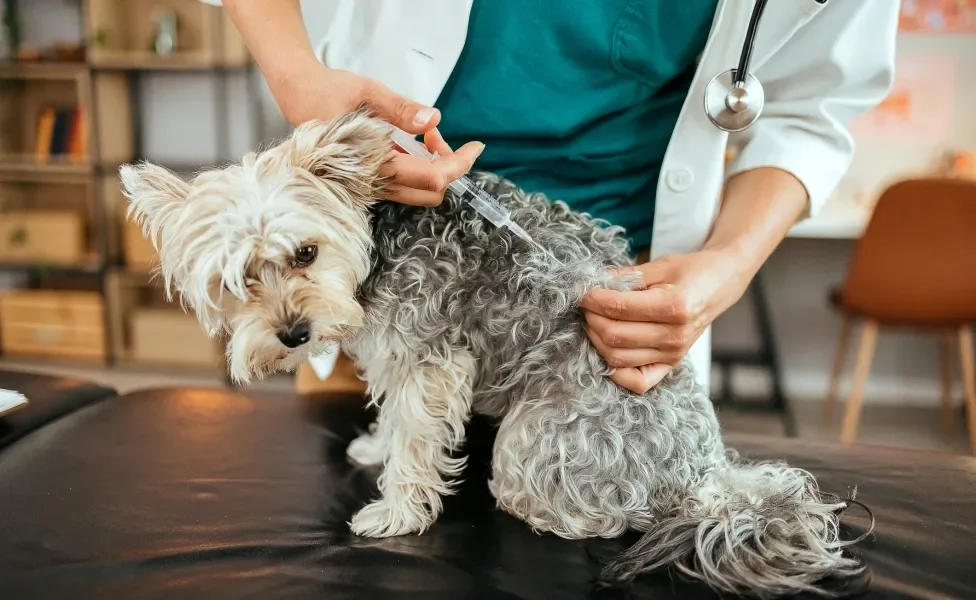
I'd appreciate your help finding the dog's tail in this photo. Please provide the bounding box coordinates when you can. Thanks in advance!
[601,456,873,597]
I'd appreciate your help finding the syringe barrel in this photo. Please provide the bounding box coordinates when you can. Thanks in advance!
[389,126,435,159]
[390,126,511,227]
[389,126,559,265]
[452,180,510,227]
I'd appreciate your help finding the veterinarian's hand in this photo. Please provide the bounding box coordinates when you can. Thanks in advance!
[579,250,749,394]
[382,128,486,206]
[273,64,484,206]
[223,0,485,206]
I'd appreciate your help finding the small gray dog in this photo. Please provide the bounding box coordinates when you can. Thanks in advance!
[121,111,869,597]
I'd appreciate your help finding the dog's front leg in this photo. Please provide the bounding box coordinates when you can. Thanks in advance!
[349,351,475,537]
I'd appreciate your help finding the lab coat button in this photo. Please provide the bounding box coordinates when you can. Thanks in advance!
[666,167,694,192]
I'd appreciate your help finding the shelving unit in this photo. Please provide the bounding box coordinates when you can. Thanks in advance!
[86,0,248,70]
[0,0,258,377]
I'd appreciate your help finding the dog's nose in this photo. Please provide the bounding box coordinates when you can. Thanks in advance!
[277,321,311,348]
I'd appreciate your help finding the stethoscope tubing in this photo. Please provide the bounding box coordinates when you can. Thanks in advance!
[732,0,769,88]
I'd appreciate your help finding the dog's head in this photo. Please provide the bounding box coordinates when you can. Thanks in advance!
[120,112,392,383]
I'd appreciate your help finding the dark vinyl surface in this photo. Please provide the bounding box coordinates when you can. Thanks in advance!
[0,386,973,599]
[0,369,117,451]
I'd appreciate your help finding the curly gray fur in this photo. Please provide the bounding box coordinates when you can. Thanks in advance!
[348,169,869,597]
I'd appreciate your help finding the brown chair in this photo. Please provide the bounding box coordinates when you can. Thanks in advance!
[821,178,976,454]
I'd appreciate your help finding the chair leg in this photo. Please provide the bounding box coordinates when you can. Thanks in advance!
[956,325,976,456]
[822,316,852,425]
[939,334,956,437]
[839,320,879,445]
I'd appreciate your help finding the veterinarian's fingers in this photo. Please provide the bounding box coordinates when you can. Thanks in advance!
[380,183,445,206]
[440,141,487,178]
[385,143,485,195]
[640,363,672,389]
[580,286,685,324]
[586,328,665,369]
[365,79,440,134]
[583,311,681,351]
[380,153,450,198]
[609,367,651,395]
[604,265,645,288]
[602,260,675,291]
[424,128,454,156]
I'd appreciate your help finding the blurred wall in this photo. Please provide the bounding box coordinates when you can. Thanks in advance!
[26,1,975,406]
[715,32,976,407]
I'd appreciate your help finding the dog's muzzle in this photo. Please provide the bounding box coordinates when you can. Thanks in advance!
[277,321,311,348]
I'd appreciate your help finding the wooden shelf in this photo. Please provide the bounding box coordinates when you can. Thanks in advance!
[89,51,249,71]
[86,0,249,72]
[0,154,92,177]
[0,354,108,369]
[0,255,104,274]
[0,168,93,185]
[0,62,88,80]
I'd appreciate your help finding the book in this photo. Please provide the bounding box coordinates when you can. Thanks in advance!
[68,107,87,159]
[49,108,72,156]
[34,107,56,164]
[0,388,28,418]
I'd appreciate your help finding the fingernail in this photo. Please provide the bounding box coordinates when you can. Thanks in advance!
[413,107,436,127]
[642,364,669,388]
[474,142,486,158]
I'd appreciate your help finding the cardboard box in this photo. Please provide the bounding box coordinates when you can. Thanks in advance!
[130,308,222,367]
[0,290,105,360]
[295,353,366,396]
[122,219,156,269]
[0,211,85,264]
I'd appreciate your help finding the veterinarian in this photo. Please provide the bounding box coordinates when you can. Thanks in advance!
[207,0,898,395]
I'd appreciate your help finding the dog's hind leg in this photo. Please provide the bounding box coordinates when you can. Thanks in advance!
[348,348,476,537]
[488,386,649,540]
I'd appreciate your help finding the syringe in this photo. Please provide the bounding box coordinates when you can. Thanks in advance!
[388,126,561,265]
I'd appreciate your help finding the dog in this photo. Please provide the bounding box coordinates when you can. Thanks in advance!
[121,110,871,597]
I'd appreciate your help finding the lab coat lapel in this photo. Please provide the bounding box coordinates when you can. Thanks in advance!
[750,0,828,72]
[651,0,747,260]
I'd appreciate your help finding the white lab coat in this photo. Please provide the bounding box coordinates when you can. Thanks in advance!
[201,0,898,388]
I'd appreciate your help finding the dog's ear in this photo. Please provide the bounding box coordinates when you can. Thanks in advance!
[289,111,392,201]
[120,162,189,248]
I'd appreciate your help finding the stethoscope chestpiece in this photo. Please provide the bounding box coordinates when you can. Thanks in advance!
[704,68,765,133]
[704,0,769,133]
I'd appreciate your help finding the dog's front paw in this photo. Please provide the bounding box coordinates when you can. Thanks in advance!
[349,498,434,537]
[346,431,386,467]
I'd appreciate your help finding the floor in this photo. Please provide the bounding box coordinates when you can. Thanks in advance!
[2,359,972,456]
[717,401,973,455]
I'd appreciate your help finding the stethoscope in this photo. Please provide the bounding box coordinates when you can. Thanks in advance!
[703,0,769,133]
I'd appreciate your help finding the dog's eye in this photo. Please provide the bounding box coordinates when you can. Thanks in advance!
[294,244,318,267]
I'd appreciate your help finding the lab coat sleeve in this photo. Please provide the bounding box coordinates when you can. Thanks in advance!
[725,0,898,218]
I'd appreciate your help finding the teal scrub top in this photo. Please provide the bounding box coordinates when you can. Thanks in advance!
[435,0,717,251]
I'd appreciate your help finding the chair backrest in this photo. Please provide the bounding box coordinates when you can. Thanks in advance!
[840,178,976,326]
